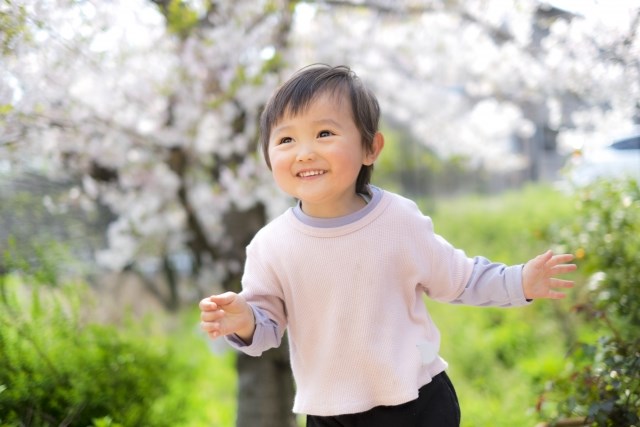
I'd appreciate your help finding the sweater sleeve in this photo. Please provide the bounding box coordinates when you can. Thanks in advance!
[410,204,528,307]
[414,213,476,302]
[225,230,288,356]
[225,304,282,356]
[449,256,531,307]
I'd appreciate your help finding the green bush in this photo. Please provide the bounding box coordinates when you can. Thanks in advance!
[0,237,238,426]
[540,178,640,426]
[0,274,188,427]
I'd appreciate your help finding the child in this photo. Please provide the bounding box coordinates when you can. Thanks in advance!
[199,64,576,426]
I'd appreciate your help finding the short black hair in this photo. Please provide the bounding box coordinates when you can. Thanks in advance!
[259,64,381,195]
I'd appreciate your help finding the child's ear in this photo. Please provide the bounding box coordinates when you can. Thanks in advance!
[363,132,385,166]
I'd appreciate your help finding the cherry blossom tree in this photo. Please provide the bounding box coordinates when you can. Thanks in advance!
[2,0,638,425]
[3,0,638,307]
[291,0,639,177]
[3,1,298,425]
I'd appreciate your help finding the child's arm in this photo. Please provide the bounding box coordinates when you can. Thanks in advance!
[522,250,577,300]
[200,292,256,343]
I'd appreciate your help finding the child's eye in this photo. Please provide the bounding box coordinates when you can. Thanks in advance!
[318,130,333,138]
[279,137,293,145]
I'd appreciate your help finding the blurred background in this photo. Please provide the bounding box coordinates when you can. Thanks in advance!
[1,1,639,426]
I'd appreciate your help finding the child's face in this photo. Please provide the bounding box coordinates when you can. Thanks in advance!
[268,91,378,218]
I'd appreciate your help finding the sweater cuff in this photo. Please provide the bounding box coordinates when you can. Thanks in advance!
[506,264,532,306]
[225,304,277,356]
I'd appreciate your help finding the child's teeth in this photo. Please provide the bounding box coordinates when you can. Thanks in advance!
[300,170,324,177]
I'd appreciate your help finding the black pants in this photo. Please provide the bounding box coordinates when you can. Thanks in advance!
[306,372,460,427]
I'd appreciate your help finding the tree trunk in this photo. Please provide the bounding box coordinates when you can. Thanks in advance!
[236,335,297,427]
[150,2,298,423]
[221,204,296,426]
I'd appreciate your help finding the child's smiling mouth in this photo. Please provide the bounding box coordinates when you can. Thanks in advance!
[297,170,326,178]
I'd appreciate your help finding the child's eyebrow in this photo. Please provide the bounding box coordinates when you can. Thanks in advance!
[272,118,342,136]
[272,124,291,134]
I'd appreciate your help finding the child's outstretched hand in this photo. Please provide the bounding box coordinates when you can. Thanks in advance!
[199,292,255,342]
[522,250,577,300]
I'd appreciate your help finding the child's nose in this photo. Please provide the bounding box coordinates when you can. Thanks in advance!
[295,142,316,162]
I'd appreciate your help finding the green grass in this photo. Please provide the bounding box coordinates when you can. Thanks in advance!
[422,183,578,262]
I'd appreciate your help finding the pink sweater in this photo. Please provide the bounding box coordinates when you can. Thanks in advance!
[230,188,528,416]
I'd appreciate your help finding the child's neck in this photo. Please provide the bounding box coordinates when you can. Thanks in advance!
[299,193,367,218]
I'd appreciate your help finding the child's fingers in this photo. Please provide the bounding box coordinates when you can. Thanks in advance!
[200,320,218,332]
[200,309,228,335]
[547,253,575,267]
[199,298,218,311]
[201,321,223,338]
[209,291,237,307]
[550,278,574,289]
[528,250,554,270]
[537,250,554,264]
[550,264,577,275]
[546,290,567,300]
[201,308,225,323]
